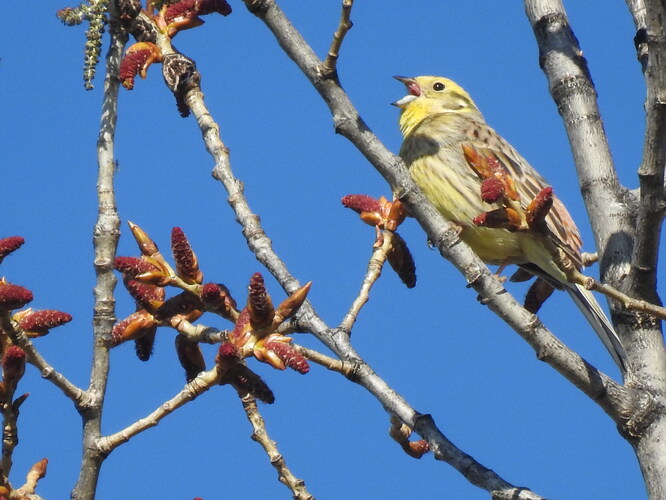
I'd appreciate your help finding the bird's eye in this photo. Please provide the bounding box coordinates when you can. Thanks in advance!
[433,82,445,91]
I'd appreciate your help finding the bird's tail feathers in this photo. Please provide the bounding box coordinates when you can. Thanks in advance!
[565,283,627,374]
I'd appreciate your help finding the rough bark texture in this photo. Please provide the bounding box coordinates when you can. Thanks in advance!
[526,1,666,498]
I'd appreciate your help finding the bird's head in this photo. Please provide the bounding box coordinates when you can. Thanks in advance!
[393,76,481,136]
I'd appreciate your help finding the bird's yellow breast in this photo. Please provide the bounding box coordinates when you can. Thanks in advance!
[401,113,526,265]
[409,155,526,264]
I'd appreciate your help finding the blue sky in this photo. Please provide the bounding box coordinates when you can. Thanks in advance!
[0,2,654,499]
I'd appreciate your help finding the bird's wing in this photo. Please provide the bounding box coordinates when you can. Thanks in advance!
[460,119,584,269]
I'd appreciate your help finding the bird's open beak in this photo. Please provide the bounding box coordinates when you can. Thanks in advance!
[392,76,420,107]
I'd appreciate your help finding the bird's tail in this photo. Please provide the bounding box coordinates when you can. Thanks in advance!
[565,283,627,374]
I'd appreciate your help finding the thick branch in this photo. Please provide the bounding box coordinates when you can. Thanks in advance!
[625,0,648,70]
[624,3,666,499]
[630,0,666,301]
[523,1,633,281]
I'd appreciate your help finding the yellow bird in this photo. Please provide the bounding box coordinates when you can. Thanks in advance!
[393,75,626,372]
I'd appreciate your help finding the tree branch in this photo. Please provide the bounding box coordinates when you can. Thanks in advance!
[295,345,356,377]
[523,1,632,268]
[170,317,228,344]
[339,230,391,333]
[71,12,126,499]
[321,0,354,79]
[582,277,666,320]
[526,2,666,495]
[413,414,546,500]
[183,44,547,500]
[97,367,221,454]
[630,0,666,302]
[624,3,666,497]
[625,0,648,70]
[239,394,313,500]
[0,316,88,407]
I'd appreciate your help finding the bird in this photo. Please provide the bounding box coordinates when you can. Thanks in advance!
[393,75,626,373]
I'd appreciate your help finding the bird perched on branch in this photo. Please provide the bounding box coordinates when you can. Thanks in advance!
[393,75,626,373]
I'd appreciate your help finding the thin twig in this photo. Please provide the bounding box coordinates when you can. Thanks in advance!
[581,276,666,320]
[97,367,221,454]
[14,458,47,497]
[581,251,598,267]
[239,394,313,500]
[339,230,391,333]
[0,315,87,407]
[531,227,666,323]
[169,316,229,344]
[321,0,354,78]
[295,345,355,377]
[0,379,21,484]
[389,416,430,459]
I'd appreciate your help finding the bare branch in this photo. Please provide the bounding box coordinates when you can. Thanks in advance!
[581,251,598,266]
[321,0,354,78]
[176,1,666,496]
[339,230,391,333]
[72,13,127,500]
[622,16,666,469]
[625,0,648,69]
[580,277,666,321]
[630,0,666,301]
[524,0,666,424]
[97,367,221,454]
[413,414,546,500]
[523,1,633,279]
[294,345,355,377]
[0,316,87,407]
[89,27,124,396]
[1,385,22,483]
[239,394,313,500]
